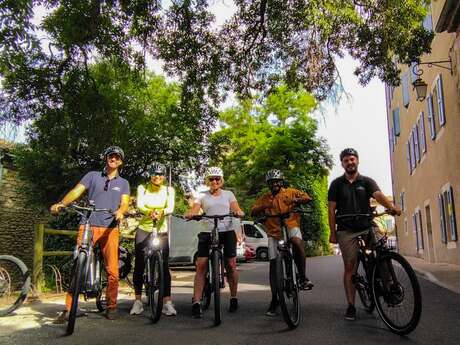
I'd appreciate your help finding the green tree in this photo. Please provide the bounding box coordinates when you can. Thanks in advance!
[1,0,433,128]
[210,85,333,255]
[13,60,211,206]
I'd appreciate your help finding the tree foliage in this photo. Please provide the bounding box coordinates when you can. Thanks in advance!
[210,85,333,255]
[0,0,434,127]
[13,61,211,205]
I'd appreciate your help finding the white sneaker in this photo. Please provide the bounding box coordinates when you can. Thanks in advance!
[130,300,144,315]
[162,301,177,316]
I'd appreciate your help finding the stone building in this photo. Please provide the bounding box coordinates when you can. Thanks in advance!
[0,140,44,269]
[385,1,460,265]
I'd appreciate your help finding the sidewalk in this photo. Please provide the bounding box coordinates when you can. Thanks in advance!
[405,256,460,294]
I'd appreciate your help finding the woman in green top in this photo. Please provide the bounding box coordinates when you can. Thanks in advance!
[130,162,177,316]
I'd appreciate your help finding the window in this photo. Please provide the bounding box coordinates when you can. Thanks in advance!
[413,126,420,162]
[418,112,427,153]
[438,185,458,243]
[410,131,416,170]
[426,95,436,140]
[406,142,412,175]
[392,108,400,136]
[389,129,394,152]
[413,209,425,251]
[400,191,405,212]
[423,10,433,31]
[244,224,262,238]
[435,75,446,127]
[402,73,410,107]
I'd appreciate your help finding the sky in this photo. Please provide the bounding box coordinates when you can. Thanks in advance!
[0,1,393,195]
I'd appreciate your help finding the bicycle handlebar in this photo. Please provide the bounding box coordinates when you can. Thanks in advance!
[335,210,390,220]
[188,213,243,221]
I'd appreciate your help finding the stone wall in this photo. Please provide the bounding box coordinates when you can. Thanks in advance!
[0,146,45,270]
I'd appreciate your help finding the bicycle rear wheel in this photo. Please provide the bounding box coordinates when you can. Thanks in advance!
[354,253,374,313]
[372,251,422,335]
[67,252,87,335]
[211,250,222,326]
[0,255,31,317]
[146,251,164,323]
[276,252,300,329]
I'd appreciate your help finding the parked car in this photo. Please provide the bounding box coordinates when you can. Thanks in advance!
[242,221,269,261]
[244,243,256,261]
[236,241,246,262]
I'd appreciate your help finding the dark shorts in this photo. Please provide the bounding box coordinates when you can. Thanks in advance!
[197,231,237,258]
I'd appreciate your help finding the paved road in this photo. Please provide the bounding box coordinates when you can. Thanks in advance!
[1,256,459,345]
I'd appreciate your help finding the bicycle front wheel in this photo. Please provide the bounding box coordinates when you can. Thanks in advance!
[355,253,374,313]
[146,251,164,323]
[0,255,31,317]
[372,251,422,335]
[67,252,87,335]
[276,252,300,329]
[211,250,222,326]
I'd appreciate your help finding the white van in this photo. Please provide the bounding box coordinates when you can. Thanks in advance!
[242,221,269,261]
[168,215,245,265]
[168,216,206,265]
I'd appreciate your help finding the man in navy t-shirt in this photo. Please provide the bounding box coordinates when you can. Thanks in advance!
[51,146,130,322]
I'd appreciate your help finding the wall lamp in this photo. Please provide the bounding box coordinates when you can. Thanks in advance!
[412,56,453,101]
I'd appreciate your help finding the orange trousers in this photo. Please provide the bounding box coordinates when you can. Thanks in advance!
[65,226,119,311]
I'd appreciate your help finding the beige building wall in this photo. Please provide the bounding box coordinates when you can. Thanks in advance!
[385,1,460,265]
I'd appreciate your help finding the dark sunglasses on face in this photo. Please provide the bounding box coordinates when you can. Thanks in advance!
[151,172,165,177]
[208,177,221,182]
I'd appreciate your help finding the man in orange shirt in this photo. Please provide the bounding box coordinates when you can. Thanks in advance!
[251,169,314,316]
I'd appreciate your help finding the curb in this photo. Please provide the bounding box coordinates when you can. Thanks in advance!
[413,268,460,295]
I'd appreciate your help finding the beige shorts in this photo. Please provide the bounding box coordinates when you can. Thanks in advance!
[336,229,370,265]
[268,227,302,260]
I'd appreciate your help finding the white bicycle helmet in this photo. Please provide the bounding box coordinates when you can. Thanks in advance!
[205,166,224,178]
[265,169,284,182]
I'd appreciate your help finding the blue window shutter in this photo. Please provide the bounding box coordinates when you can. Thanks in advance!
[389,128,394,152]
[414,125,420,162]
[406,142,412,174]
[402,74,410,107]
[427,95,436,139]
[419,112,427,153]
[447,186,458,241]
[439,194,447,243]
[393,108,400,136]
[436,75,446,126]
[410,130,416,169]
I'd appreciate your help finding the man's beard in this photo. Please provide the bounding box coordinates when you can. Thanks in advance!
[345,165,357,174]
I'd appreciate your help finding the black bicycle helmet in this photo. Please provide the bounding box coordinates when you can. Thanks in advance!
[265,169,284,182]
[147,162,166,176]
[340,148,359,161]
[103,146,125,161]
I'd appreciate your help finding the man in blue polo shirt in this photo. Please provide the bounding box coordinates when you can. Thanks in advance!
[51,146,130,322]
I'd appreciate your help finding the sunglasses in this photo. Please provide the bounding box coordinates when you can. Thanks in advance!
[208,177,222,182]
[151,172,165,177]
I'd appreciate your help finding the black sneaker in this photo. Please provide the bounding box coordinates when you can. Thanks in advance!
[265,300,278,317]
[344,304,356,321]
[192,302,202,319]
[229,297,238,313]
[299,277,314,290]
